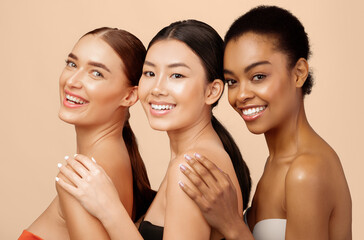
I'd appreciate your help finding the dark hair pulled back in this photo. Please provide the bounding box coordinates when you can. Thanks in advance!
[148,20,251,210]
[225,5,314,95]
[84,27,156,221]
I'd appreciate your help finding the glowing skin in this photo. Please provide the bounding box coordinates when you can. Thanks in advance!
[224,32,299,134]
[138,39,210,132]
[59,35,131,127]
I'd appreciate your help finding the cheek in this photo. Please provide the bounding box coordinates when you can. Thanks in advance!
[227,88,238,107]
[137,79,151,103]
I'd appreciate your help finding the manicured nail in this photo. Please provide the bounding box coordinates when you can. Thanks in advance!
[194,153,201,159]
[184,154,192,161]
[55,177,59,182]
[178,181,184,187]
[64,155,69,160]
[91,157,96,163]
[74,154,78,157]
[179,164,186,172]
[57,163,62,168]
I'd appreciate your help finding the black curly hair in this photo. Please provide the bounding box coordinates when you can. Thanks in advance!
[225,5,314,95]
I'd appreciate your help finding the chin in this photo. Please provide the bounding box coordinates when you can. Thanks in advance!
[58,110,76,125]
[245,123,267,135]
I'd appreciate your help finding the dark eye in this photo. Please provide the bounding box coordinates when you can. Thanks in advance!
[144,71,155,77]
[252,74,266,81]
[226,79,237,86]
[65,60,76,68]
[92,70,103,78]
[171,73,183,79]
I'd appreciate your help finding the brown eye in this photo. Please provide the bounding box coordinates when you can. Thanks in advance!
[171,73,183,79]
[144,71,155,77]
[226,79,237,86]
[252,74,266,81]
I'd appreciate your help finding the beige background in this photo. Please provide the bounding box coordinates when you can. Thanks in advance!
[1,0,363,238]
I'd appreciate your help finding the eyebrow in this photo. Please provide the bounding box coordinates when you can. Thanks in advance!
[144,61,191,69]
[224,61,271,75]
[88,61,111,73]
[68,53,78,60]
[67,53,111,73]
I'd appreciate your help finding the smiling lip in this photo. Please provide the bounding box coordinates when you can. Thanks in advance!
[63,90,89,108]
[149,102,176,116]
[239,105,267,121]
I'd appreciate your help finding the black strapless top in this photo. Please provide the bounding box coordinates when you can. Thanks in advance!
[138,220,225,240]
[139,220,163,240]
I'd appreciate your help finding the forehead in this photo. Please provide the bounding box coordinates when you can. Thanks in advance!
[146,39,203,68]
[224,32,288,70]
[72,35,124,68]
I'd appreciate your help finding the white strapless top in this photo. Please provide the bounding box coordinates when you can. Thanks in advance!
[252,219,286,240]
[244,209,286,240]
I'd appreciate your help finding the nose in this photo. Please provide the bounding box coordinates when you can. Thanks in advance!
[151,74,168,97]
[237,81,254,103]
[65,70,83,89]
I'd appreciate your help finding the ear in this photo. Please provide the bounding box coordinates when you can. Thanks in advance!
[205,79,224,105]
[119,86,139,107]
[293,58,309,88]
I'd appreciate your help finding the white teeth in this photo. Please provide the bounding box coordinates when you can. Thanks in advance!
[151,104,175,110]
[66,94,86,104]
[242,106,266,116]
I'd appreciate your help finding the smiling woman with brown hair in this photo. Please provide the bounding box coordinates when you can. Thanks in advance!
[19,27,155,240]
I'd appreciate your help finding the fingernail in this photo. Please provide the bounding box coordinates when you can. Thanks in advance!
[74,154,78,157]
[64,155,69,160]
[179,164,186,171]
[92,157,96,163]
[184,154,192,161]
[178,181,184,187]
[55,177,59,182]
[57,163,62,168]
[194,152,201,159]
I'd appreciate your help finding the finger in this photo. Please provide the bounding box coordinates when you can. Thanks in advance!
[184,154,219,191]
[194,153,229,185]
[74,154,99,173]
[56,176,79,197]
[65,157,90,179]
[58,163,83,187]
[179,163,215,201]
[196,153,237,195]
[178,181,210,212]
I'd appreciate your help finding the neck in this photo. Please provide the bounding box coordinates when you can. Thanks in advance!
[167,113,212,159]
[264,100,313,160]
[75,117,126,155]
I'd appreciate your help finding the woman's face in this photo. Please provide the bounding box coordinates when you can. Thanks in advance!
[224,32,298,134]
[59,35,131,126]
[138,39,209,132]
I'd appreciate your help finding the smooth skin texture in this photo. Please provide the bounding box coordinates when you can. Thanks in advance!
[179,32,352,240]
[27,35,138,240]
[57,39,244,240]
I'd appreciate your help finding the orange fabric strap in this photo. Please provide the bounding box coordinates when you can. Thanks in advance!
[18,230,43,240]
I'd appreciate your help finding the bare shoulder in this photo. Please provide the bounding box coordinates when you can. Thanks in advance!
[286,138,343,185]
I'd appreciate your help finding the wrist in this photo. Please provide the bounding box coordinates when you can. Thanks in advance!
[100,200,125,228]
[223,216,252,240]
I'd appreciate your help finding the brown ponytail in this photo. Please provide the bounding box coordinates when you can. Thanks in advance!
[123,121,156,220]
[84,27,156,221]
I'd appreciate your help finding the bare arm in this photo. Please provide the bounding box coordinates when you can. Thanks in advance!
[164,154,211,239]
[56,154,143,240]
[179,153,253,240]
[285,155,332,240]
